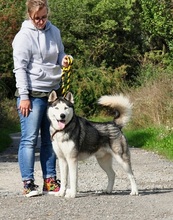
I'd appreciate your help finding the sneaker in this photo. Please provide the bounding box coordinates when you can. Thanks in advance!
[43,177,60,195]
[23,180,39,197]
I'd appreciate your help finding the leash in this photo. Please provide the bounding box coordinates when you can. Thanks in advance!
[61,55,73,97]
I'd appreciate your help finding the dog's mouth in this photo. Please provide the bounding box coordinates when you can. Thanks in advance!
[57,120,66,130]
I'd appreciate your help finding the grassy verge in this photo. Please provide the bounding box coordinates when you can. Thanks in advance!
[125,126,173,161]
[0,124,20,152]
[0,98,20,152]
[0,129,14,152]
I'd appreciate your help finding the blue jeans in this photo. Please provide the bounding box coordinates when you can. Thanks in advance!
[17,96,56,181]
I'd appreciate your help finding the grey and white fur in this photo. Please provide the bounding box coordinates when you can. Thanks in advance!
[47,91,138,198]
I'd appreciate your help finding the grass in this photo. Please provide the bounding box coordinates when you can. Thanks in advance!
[124,126,173,160]
[0,123,20,152]
[0,129,15,152]
[0,98,20,152]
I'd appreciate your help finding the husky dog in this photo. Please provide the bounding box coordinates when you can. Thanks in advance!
[47,91,138,198]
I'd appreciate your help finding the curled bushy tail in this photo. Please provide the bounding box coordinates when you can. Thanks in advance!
[98,94,132,128]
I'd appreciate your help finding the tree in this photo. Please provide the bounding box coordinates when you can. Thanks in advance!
[49,0,142,78]
[1,0,173,116]
[140,0,173,55]
[0,0,25,97]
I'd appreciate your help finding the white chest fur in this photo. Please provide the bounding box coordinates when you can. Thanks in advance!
[52,132,77,159]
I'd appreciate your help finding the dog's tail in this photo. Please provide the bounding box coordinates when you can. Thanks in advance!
[98,94,132,128]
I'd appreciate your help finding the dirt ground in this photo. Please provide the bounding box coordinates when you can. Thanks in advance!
[0,132,173,220]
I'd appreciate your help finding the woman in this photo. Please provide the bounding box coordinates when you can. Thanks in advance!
[12,0,71,197]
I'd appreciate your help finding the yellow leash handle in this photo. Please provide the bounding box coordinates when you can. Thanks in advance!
[61,56,73,97]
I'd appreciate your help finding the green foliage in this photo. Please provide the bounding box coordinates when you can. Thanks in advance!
[1,0,173,101]
[0,97,20,152]
[130,64,173,129]
[0,0,25,71]
[49,0,142,77]
[140,0,173,55]
[0,0,26,98]
[0,130,13,152]
[0,98,19,130]
[125,126,173,160]
[70,60,128,116]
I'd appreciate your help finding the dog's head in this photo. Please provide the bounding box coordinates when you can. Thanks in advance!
[47,91,74,131]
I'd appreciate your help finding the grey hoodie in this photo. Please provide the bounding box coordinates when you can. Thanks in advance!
[12,20,66,100]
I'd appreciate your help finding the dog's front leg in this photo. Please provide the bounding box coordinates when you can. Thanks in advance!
[55,157,68,197]
[65,158,78,198]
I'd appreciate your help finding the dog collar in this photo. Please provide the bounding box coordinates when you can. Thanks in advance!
[51,130,59,141]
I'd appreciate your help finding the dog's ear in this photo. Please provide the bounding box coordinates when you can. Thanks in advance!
[65,92,74,104]
[48,90,58,103]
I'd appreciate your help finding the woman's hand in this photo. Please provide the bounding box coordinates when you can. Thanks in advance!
[62,55,73,67]
[19,99,32,117]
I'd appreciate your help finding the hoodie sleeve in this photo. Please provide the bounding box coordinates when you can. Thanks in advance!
[12,31,31,100]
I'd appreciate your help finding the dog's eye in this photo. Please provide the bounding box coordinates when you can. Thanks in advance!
[55,107,59,110]
[64,107,68,110]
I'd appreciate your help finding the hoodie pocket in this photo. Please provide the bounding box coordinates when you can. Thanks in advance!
[28,68,46,80]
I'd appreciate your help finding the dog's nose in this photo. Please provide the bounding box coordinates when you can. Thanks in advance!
[60,113,66,119]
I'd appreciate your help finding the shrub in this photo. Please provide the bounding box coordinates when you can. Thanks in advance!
[129,64,173,128]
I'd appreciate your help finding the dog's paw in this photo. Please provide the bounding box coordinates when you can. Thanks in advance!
[130,190,139,196]
[103,189,112,194]
[54,189,65,197]
[106,188,113,194]
[65,189,76,198]
[105,185,113,194]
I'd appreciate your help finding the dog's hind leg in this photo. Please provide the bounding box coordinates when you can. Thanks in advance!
[114,153,138,195]
[96,153,115,194]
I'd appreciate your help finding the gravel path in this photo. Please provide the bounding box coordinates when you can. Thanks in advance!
[0,132,173,220]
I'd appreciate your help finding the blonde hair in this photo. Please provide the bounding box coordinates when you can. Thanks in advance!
[26,0,49,18]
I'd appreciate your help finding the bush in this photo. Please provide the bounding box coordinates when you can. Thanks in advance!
[128,64,173,128]
[0,98,19,130]
[70,61,128,116]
